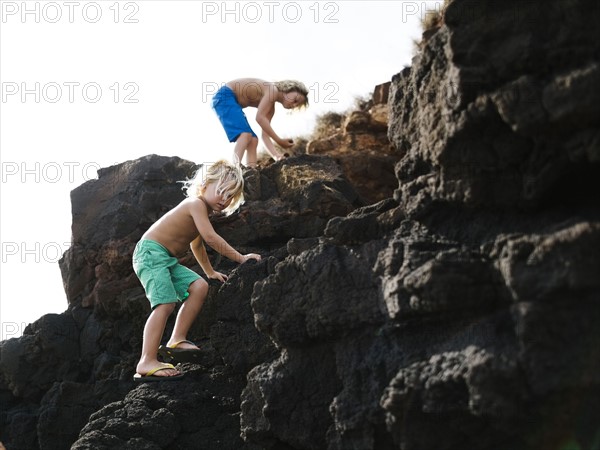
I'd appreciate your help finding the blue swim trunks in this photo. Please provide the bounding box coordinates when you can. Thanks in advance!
[132,239,203,309]
[212,85,258,142]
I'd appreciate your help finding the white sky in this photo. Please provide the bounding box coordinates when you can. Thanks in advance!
[0,0,438,339]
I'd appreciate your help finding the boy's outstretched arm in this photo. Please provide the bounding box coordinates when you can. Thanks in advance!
[256,93,293,149]
[190,200,261,264]
[261,129,285,160]
[190,236,228,282]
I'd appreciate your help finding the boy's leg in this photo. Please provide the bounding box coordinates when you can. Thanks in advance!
[168,278,209,349]
[137,303,180,376]
[246,136,259,167]
[233,132,258,167]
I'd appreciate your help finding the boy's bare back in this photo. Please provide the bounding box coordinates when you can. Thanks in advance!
[142,198,209,257]
[226,78,275,108]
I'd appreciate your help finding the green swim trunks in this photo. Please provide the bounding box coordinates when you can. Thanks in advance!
[132,239,202,309]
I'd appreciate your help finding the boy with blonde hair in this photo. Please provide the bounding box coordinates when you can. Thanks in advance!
[132,160,261,381]
[212,78,309,167]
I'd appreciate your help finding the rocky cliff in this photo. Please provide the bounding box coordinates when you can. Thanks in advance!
[1,0,599,449]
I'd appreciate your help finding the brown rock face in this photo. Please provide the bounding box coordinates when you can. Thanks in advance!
[306,81,401,205]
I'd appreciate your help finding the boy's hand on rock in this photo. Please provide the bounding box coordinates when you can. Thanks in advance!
[242,253,261,263]
[279,139,294,149]
[209,271,228,283]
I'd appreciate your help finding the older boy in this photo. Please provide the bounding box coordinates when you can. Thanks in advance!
[212,78,309,167]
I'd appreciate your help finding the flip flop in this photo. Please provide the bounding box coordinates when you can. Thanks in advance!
[133,363,184,382]
[157,340,202,363]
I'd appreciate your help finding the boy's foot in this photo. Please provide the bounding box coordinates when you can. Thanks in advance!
[134,363,183,382]
[166,339,199,350]
[158,340,202,363]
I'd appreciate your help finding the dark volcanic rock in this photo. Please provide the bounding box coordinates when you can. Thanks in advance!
[71,365,261,450]
[2,1,600,448]
[0,153,361,449]
[388,0,600,218]
[238,0,600,449]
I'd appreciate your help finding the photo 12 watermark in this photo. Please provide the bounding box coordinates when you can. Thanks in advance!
[1,1,140,24]
[1,82,140,104]
[0,159,144,197]
[2,161,103,184]
[1,241,71,264]
[401,1,445,23]
[200,81,339,104]
[1,319,81,341]
[1,322,30,341]
[308,81,339,105]
[401,1,543,24]
[201,1,339,24]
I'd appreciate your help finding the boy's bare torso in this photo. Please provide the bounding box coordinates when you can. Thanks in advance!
[226,78,275,108]
[142,198,205,257]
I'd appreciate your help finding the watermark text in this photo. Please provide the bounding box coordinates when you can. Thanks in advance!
[2,322,29,340]
[401,1,541,24]
[201,81,339,104]
[2,241,71,263]
[201,1,339,24]
[2,82,139,104]
[2,161,101,183]
[1,1,139,23]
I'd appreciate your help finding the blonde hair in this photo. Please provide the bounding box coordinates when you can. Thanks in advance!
[183,160,244,215]
[274,80,309,108]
